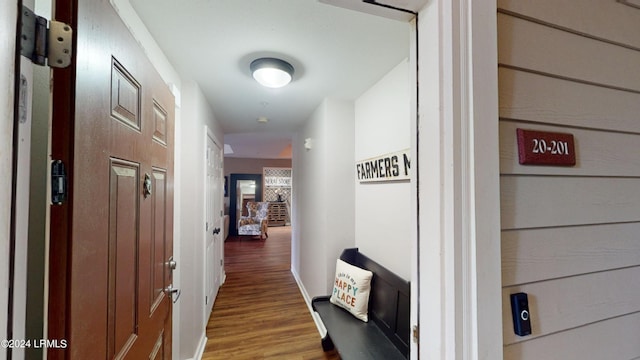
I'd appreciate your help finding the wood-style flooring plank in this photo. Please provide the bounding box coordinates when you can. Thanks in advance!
[203,227,340,360]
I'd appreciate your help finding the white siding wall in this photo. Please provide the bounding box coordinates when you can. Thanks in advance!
[498,1,640,358]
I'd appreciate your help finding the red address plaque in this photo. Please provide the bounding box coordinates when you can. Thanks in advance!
[516,129,576,166]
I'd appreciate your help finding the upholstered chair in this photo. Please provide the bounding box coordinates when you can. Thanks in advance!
[237,201,269,239]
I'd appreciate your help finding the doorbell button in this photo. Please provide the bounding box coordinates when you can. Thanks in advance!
[510,292,532,336]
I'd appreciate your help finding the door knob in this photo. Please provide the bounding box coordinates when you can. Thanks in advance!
[167,257,177,270]
[167,256,178,270]
[165,284,181,303]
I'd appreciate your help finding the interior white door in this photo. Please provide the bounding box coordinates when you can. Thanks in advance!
[205,130,223,317]
[213,138,224,287]
[205,133,215,316]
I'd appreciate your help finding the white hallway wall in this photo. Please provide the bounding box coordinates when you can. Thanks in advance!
[355,59,411,280]
[292,98,356,297]
[293,58,412,299]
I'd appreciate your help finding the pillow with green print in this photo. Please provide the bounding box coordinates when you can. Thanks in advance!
[329,259,373,322]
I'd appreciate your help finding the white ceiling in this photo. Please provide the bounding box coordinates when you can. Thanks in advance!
[129,0,411,158]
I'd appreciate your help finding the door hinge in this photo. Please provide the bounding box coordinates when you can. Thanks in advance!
[412,325,419,344]
[51,160,67,205]
[21,5,73,68]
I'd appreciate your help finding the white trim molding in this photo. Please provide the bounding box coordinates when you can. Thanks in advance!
[0,2,17,359]
[188,333,207,360]
[291,267,327,338]
[417,0,502,359]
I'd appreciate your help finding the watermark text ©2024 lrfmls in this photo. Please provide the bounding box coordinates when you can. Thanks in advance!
[1,339,68,349]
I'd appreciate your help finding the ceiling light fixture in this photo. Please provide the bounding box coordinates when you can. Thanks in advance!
[250,57,294,88]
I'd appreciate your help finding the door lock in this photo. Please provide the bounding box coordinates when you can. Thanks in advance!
[143,173,152,198]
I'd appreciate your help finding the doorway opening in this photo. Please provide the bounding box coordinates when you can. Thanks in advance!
[6,1,421,359]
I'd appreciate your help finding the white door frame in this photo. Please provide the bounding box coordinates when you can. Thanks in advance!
[204,130,215,318]
[311,1,503,358]
[1,2,18,359]
[12,53,34,360]
[416,0,502,359]
[203,126,224,320]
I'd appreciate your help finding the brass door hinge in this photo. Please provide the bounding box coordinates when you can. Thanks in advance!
[21,5,73,68]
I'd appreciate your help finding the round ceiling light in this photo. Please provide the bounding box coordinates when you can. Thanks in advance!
[250,57,295,88]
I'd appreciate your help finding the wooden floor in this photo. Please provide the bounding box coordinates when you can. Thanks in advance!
[203,226,340,360]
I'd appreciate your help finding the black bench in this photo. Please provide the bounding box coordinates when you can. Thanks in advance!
[311,248,411,360]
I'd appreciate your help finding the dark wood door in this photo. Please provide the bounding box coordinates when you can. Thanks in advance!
[49,0,174,359]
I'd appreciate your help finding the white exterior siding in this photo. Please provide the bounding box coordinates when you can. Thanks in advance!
[499,1,640,358]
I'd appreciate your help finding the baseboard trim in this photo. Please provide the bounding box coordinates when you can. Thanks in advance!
[291,267,327,338]
[187,332,207,360]
[291,267,313,311]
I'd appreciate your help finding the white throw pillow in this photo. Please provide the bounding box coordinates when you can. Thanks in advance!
[330,259,373,322]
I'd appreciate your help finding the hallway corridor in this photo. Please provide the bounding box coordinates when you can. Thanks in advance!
[203,226,340,359]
